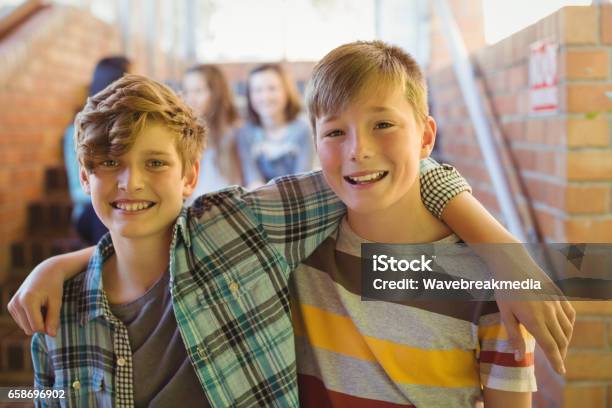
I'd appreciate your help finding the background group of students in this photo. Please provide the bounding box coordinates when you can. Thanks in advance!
[66,56,316,245]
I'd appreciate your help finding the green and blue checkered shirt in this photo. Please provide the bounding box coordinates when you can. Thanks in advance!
[32,164,470,407]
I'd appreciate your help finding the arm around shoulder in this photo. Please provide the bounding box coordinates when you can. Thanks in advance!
[8,246,93,336]
[242,171,346,268]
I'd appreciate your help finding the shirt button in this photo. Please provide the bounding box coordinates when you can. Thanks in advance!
[72,380,81,390]
[229,281,239,294]
[196,346,206,359]
[117,357,127,367]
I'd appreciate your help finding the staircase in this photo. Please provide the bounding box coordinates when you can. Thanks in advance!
[0,165,85,389]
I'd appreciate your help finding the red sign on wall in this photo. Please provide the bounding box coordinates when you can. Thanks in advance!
[529,40,558,112]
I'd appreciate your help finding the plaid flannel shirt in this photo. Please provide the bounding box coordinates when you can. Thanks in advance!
[32,162,470,408]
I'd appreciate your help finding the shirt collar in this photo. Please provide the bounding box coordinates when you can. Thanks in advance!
[78,207,191,325]
[173,206,191,248]
[78,233,115,325]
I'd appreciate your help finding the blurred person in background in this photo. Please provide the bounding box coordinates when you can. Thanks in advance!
[182,65,243,202]
[237,63,314,188]
[64,56,130,245]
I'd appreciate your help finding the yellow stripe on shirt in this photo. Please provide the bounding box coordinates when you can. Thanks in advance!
[294,303,481,387]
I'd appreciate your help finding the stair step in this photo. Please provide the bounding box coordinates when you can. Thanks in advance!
[44,166,68,195]
[0,370,35,387]
[27,200,73,235]
[11,236,85,270]
[0,330,31,373]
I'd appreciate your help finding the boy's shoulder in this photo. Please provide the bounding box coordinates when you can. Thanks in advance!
[60,268,100,324]
[59,237,113,324]
[186,171,330,218]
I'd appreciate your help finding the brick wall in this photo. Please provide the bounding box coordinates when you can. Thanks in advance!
[429,4,612,407]
[0,4,187,282]
[0,5,122,281]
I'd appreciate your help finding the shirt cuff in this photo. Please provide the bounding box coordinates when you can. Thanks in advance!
[420,163,472,219]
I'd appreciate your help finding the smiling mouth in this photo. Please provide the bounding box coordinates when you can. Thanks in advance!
[344,171,389,185]
[111,201,156,212]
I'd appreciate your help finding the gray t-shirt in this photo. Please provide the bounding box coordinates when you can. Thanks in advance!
[109,272,210,408]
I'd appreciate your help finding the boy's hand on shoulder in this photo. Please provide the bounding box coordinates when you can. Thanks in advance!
[8,246,93,336]
[8,256,68,337]
[498,299,575,375]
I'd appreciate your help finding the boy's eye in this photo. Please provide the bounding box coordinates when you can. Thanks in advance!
[101,159,119,168]
[147,159,166,168]
[324,129,344,138]
[374,122,394,130]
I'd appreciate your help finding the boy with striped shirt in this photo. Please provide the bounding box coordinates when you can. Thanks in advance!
[291,41,537,407]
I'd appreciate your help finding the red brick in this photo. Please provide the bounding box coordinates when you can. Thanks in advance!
[565,184,610,214]
[569,319,606,348]
[601,4,612,45]
[516,90,531,116]
[567,150,612,180]
[564,49,609,80]
[534,209,562,240]
[566,350,612,380]
[573,301,612,316]
[563,385,606,408]
[525,178,564,209]
[567,117,609,147]
[544,117,567,145]
[560,6,598,45]
[501,120,525,142]
[493,94,518,116]
[525,120,545,144]
[564,217,612,242]
[508,65,527,90]
[567,84,612,113]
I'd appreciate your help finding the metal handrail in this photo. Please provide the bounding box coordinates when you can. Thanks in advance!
[433,0,528,242]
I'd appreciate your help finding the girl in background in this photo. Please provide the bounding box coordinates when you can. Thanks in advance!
[237,64,314,188]
[182,64,243,201]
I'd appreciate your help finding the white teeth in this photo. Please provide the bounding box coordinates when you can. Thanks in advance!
[115,202,151,211]
[347,171,386,183]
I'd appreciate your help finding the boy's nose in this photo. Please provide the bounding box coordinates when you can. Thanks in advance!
[117,167,145,192]
[349,131,374,162]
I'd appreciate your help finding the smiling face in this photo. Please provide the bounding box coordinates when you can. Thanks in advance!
[249,69,288,124]
[80,122,198,241]
[182,71,211,118]
[315,86,436,217]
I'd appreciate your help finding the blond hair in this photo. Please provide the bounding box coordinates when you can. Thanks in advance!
[75,74,206,172]
[307,41,428,134]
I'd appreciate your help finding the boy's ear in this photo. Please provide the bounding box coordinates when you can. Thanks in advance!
[182,160,200,199]
[79,166,91,195]
[419,116,437,159]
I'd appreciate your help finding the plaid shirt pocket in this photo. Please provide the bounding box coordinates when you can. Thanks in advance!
[175,257,298,407]
[37,368,111,408]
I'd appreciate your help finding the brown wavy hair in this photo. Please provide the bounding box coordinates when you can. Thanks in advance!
[76,74,207,173]
[184,65,242,184]
[246,63,302,126]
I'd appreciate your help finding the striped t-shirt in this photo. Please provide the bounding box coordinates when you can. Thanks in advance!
[290,218,537,407]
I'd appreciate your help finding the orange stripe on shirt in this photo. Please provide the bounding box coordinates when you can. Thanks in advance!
[294,303,481,387]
